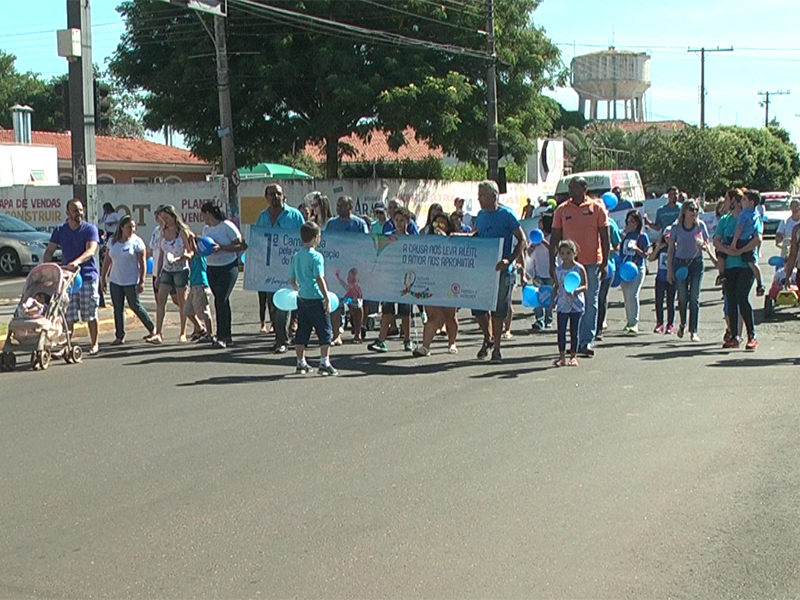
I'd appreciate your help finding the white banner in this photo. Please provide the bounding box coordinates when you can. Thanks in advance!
[243,226,503,310]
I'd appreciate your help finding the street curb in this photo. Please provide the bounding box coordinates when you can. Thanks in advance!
[71,308,138,339]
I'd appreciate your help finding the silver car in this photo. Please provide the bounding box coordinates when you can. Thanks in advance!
[0,213,60,276]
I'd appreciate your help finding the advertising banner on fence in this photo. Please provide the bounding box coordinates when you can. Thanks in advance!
[243,226,503,311]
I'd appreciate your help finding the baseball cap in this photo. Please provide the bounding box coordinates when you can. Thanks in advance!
[373,202,386,213]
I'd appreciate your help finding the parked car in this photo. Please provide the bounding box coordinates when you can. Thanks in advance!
[0,214,60,276]
[761,193,792,237]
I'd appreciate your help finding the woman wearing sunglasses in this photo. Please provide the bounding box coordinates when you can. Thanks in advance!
[667,200,710,342]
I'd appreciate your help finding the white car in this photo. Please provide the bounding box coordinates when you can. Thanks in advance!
[761,194,792,237]
[0,214,59,276]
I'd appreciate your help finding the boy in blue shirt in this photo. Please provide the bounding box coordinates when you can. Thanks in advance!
[185,246,214,343]
[289,221,337,376]
[729,191,764,295]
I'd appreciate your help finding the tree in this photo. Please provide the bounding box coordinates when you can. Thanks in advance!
[0,51,61,132]
[109,0,565,176]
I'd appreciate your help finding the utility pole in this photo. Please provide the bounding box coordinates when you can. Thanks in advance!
[65,0,98,222]
[213,15,238,218]
[486,0,499,183]
[687,46,733,129]
[758,90,791,127]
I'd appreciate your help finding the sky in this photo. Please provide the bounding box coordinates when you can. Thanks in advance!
[1,0,799,147]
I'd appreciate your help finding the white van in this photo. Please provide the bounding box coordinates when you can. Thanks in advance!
[554,170,646,205]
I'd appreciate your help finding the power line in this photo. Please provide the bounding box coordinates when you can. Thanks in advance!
[687,46,733,129]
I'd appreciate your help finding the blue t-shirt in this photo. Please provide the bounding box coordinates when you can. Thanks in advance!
[620,231,649,268]
[655,203,681,230]
[289,247,325,300]
[325,215,368,234]
[50,221,100,281]
[189,254,208,287]
[475,205,521,270]
[460,223,473,234]
[718,212,763,270]
[383,218,420,235]
[609,218,622,248]
[255,205,305,229]
[617,200,635,212]
[736,207,759,241]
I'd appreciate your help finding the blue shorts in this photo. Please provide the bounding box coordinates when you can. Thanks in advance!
[472,269,513,321]
[160,268,189,289]
[295,298,333,346]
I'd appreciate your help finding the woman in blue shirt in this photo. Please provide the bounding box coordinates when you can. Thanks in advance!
[619,210,649,333]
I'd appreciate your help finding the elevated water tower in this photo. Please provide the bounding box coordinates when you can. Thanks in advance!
[571,48,651,122]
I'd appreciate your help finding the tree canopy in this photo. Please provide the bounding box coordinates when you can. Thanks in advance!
[564,123,800,197]
[109,0,566,176]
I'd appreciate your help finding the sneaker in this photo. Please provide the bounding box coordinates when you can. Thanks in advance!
[628,324,639,334]
[403,339,414,352]
[197,334,214,344]
[578,345,595,358]
[654,324,665,334]
[722,338,740,349]
[745,337,758,351]
[490,349,502,362]
[677,325,685,339]
[296,363,310,374]
[594,332,604,342]
[368,340,388,353]
[665,325,675,335]
[531,322,543,332]
[213,339,227,349]
[477,340,492,360]
[723,330,733,343]
[318,364,339,376]
[690,333,701,342]
[412,346,431,357]
[273,344,287,354]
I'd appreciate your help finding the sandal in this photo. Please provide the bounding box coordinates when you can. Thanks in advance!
[553,357,566,367]
[178,334,188,343]
[332,336,343,346]
[190,330,206,341]
[146,335,163,345]
[568,357,579,367]
[89,345,99,355]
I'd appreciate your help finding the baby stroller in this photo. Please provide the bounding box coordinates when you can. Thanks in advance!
[0,263,83,372]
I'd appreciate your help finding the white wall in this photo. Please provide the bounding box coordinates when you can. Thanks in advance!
[0,177,546,243]
[0,145,59,186]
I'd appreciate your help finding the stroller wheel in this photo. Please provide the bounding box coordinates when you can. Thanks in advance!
[37,349,51,371]
[71,346,83,364]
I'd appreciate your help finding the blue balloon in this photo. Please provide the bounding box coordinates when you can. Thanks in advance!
[197,236,216,257]
[70,271,83,293]
[146,256,154,275]
[521,285,540,308]
[602,191,618,211]
[537,284,554,307]
[606,256,616,281]
[768,255,784,268]
[240,252,245,265]
[328,291,340,313]
[619,261,639,282]
[563,271,581,294]
[529,228,544,245]
[273,288,298,311]
[675,266,689,281]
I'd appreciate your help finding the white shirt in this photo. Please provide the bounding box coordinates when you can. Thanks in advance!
[203,220,242,267]
[160,233,188,272]
[777,216,800,256]
[101,211,121,236]
[524,236,552,281]
[149,225,162,271]
[108,235,146,286]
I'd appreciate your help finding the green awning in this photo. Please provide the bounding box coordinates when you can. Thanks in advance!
[237,163,312,180]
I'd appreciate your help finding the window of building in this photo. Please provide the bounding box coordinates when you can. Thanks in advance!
[59,174,73,185]
[164,176,183,184]
[97,174,116,184]
[131,177,150,184]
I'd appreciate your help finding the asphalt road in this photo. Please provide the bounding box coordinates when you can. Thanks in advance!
[2,260,800,598]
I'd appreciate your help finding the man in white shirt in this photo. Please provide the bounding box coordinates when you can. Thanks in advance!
[775,199,800,258]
